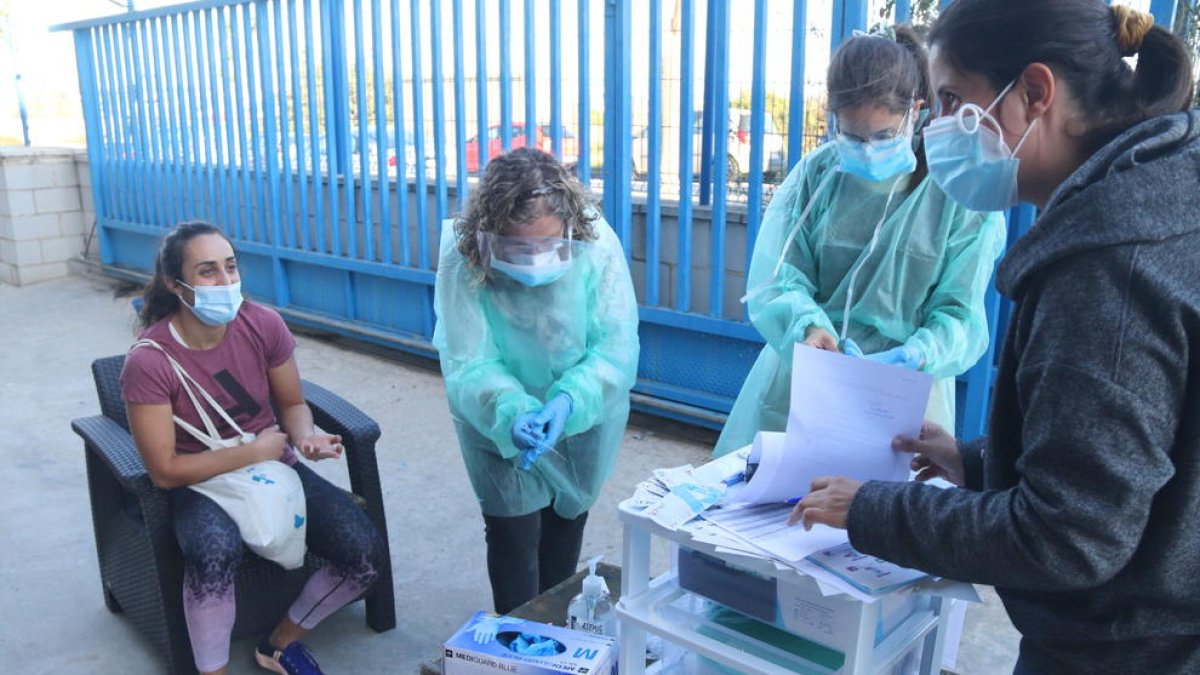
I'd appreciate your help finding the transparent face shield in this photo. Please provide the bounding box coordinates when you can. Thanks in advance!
[478,224,575,286]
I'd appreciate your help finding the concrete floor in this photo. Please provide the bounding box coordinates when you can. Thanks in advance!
[0,273,1021,674]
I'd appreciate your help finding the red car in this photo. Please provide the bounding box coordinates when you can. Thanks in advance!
[465,123,579,174]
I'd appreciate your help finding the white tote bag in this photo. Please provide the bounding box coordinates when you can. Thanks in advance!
[131,340,308,569]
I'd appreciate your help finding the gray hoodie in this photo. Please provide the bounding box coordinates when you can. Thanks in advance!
[847,110,1200,672]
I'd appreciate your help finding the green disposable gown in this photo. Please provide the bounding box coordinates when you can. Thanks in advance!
[433,217,640,517]
[714,143,1006,457]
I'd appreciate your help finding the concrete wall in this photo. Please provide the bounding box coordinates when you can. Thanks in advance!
[0,148,93,286]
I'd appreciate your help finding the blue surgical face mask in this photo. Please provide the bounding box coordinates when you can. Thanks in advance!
[489,250,572,287]
[834,110,917,182]
[479,227,574,287]
[177,280,244,326]
[924,80,1038,211]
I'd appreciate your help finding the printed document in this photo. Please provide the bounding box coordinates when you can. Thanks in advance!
[731,346,933,506]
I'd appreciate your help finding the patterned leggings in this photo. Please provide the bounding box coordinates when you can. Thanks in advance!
[170,462,384,672]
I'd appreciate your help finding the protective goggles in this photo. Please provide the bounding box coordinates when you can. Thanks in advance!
[477,226,574,268]
[831,108,913,144]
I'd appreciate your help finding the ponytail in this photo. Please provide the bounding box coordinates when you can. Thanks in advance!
[893,25,931,122]
[1130,25,1196,120]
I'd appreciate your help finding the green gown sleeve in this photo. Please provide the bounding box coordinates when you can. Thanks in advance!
[548,221,641,436]
[746,154,839,352]
[904,209,1007,378]
[433,226,541,459]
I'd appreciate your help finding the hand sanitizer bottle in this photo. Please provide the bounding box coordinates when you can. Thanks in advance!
[567,556,617,637]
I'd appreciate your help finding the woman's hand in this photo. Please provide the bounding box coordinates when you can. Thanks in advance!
[893,421,964,486]
[251,425,289,462]
[788,477,862,529]
[296,432,344,461]
[803,326,840,351]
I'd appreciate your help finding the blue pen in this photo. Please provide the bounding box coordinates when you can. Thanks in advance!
[785,496,803,505]
[722,471,746,486]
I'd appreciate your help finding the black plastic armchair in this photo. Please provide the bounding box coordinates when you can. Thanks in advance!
[71,355,395,674]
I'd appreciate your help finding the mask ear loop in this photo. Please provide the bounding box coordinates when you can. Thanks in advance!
[838,172,905,342]
[174,279,196,309]
[955,79,1017,136]
[740,169,839,305]
[1009,117,1038,158]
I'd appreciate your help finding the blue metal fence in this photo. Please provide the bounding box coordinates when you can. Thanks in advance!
[58,0,1161,438]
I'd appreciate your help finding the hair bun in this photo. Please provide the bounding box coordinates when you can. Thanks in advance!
[1112,5,1154,57]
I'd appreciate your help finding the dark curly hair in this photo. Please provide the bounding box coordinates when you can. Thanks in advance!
[455,147,598,282]
[139,221,232,328]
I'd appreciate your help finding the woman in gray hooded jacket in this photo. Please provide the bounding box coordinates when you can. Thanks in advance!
[789,1,1200,673]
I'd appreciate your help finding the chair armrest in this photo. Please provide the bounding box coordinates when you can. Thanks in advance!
[301,380,382,448]
[71,415,159,498]
[298,381,395,632]
[300,380,388,535]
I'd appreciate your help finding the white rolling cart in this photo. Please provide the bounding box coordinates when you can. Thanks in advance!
[615,498,952,675]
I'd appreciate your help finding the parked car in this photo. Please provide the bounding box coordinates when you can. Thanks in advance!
[632,109,786,180]
[465,123,580,174]
[378,131,425,176]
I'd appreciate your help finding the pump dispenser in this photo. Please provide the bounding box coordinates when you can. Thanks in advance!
[567,556,617,637]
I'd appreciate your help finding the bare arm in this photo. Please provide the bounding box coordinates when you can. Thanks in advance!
[269,356,342,460]
[126,401,286,489]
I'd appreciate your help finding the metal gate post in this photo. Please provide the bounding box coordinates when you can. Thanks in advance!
[603,0,633,253]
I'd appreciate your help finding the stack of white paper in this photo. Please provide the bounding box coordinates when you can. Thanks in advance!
[625,344,966,602]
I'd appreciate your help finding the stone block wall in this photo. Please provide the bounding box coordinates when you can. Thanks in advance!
[0,148,92,286]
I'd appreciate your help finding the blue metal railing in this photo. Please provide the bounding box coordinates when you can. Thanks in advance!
[61,0,1163,436]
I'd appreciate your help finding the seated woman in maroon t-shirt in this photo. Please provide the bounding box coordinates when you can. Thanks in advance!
[120,221,383,675]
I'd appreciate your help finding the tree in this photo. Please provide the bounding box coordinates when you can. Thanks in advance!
[731,90,790,136]
[879,0,940,30]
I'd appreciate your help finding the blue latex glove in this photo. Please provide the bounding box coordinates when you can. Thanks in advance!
[520,442,554,471]
[864,344,924,370]
[469,615,521,644]
[510,633,559,656]
[511,411,545,451]
[525,638,560,656]
[840,337,864,358]
[532,392,573,448]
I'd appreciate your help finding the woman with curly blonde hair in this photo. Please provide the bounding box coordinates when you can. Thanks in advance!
[433,147,639,613]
